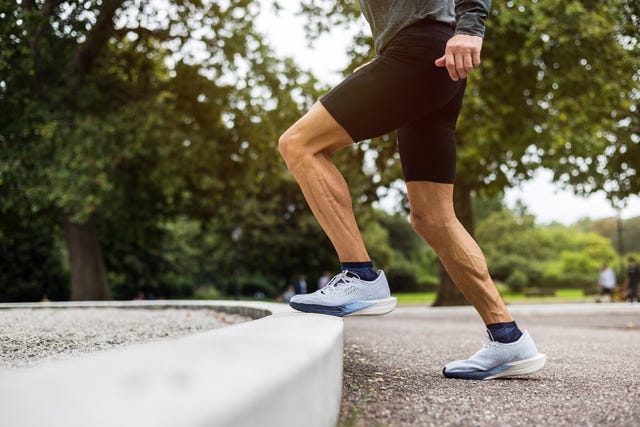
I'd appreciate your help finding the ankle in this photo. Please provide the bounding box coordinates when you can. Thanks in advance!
[486,321,523,344]
[340,261,378,281]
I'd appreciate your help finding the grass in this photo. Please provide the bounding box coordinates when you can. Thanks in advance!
[392,292,437,305]
[393,288,591,306]
[501,288,587,304]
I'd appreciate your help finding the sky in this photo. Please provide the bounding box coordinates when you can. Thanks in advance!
[254,2,640,225]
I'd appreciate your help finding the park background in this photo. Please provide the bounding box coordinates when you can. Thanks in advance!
[1,0,638,305]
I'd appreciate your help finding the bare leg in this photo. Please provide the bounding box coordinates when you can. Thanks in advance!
[279,102,370,262]
[406,181,511,324]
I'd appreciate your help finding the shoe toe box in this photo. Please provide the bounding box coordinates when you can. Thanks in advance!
[289,293,323,305]
[444,358,491,373]
[290,294,308,304]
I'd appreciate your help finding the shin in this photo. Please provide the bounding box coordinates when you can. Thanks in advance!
[279,102,370,263]
[407,181,512,324]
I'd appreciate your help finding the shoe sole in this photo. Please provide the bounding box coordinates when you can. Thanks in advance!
[290,297,397,317]
[443,353,547,380]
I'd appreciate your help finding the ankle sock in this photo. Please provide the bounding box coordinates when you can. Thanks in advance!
[341,261,378,281]
[486,321,523,343]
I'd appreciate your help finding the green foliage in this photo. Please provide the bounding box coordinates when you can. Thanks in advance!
[459,0,639,201]
[477,206,618,289]
[192,286,223,301]
[0,192,69,301]
[542,251,598,289]
[0,0,328,299]
[410,246,440,288]
[385,261,419,293]
[476,208,543,285]
[3,1,636,300]
[361,210,439,292]
[220,274,279,298]
[535,227,618,286]
[588,216,640,255]
[472,193,506,225]
[205,176,337,293]
[361,220,394,269]
[0,233,69,302]
[505,270,528,293]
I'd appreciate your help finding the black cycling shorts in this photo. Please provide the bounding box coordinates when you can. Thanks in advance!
[319,18,466,183]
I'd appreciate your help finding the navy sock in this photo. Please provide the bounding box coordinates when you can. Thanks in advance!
[341,261,378,281]
[486,321,523,343]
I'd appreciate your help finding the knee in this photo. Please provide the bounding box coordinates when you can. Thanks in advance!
[410,210,450,247]
[278,129,306,170]
[277,130,294,162]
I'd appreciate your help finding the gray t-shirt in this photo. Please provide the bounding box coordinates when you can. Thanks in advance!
[360,0,492,53]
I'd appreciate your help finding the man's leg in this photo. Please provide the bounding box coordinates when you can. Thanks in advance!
[279,102,396,316]
[396,86,522,331]
[278,101,370,263]
[406,181,511,324]
[279,22,466,315]
[407,181,545,379]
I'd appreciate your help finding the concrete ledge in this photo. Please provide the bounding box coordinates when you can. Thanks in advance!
[0,299,284,319]
[0,301,343,427]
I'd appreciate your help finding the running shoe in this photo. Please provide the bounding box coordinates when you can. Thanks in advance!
[442,330,546,380]
[289,270,397,317]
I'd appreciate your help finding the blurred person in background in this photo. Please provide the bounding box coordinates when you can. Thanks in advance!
[624,257,639,302]
[597,262,616,303]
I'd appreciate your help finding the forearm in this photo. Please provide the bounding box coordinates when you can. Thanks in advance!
[454,0,491,38]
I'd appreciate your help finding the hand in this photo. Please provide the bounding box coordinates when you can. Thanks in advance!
[435,34,483,81]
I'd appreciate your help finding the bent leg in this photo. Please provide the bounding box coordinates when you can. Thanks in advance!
[407,181,511,324]
[279,102,370,262]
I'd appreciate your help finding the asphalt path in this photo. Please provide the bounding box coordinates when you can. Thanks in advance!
[338,303,640,427]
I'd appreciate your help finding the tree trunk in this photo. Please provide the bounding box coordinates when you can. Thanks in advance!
[432,180,475,306]
[63,215,112,301]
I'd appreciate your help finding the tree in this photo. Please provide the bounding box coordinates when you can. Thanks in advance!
[588,216,640,255]
[0,0,321,300]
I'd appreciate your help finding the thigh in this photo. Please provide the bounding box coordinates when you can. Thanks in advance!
[319,22,465,143]
[282,101,354,157]
[397,82,466,183]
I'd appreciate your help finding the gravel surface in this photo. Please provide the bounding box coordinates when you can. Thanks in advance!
[339,305,640,427]
[0,308,251,368]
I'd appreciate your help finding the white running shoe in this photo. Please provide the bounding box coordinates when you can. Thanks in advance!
[289,270,397,317]
[443,330,546,380]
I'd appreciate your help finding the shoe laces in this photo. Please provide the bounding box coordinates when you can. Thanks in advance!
[482,340,500,349]
[320,271,359,295]
[469,339,500,360]
[478,332,502,351]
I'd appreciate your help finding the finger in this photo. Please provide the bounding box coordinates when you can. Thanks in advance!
[435,55,446,67]
[472,49,481,68]
[445,52,459,80]
[463,52,474,74]
[455,53,467,79]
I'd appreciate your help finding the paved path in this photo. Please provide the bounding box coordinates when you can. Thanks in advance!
[338,304,640,427]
